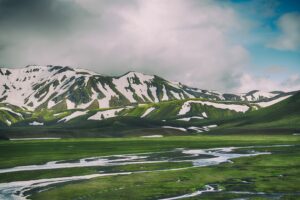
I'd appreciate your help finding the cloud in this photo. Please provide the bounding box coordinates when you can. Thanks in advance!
[267,12,300,51]
[0,0,89,33]
[237,74,281,92]
[282,74,300,91]
[237,73,300,93]
[0,0,250,92]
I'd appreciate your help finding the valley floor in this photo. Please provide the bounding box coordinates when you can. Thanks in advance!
[0,135,299,199]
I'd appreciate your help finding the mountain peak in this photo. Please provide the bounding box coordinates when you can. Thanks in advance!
[0,65,292,111]
[121,71,153,77]
[119,71,155,83]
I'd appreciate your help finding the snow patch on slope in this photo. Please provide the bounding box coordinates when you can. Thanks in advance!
[5,119,11,126]
[162,126,187,132]
[96,83,118,108]
[255,95,291,108]
[29,121,44,126]
[170,91,181,100]
[161,85,169,101]
[241,91,278,101]
[66,99,76,109]
[58,111,88,123]
[178,100,249,115]
[141,107,155,118]
[0,107,23,118]
[141,135,163,138]
[177,116,204,121]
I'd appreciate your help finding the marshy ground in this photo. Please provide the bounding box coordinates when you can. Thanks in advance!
[0,135,299,199]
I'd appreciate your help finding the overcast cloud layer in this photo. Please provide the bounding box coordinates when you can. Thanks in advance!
[0,0,299,92]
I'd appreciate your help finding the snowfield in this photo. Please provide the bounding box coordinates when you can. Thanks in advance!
[178,100,250,115]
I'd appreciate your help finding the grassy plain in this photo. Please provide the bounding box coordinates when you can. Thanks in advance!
[0,135,299,199]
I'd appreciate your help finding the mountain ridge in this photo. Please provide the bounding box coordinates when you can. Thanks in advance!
[0,65,297,112]
[0,65,299,137]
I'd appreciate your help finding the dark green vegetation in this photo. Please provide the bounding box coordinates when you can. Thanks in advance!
[217,92,300,129]
[0,135,297,169]
[0,90,299,139]
[0,162,192,183]
[0,93,299,138]
[31,145,300,200]
[0,135,299,199]
[207,92,300,136]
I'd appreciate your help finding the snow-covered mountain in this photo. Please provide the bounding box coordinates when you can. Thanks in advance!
[0,65,295,111]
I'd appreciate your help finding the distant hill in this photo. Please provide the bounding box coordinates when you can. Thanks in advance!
[217,92,300,129]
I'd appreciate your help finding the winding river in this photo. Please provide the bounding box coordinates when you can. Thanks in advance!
[0,145,290,200]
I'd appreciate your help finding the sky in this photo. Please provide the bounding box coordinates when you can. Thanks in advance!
[0,0,299,93]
